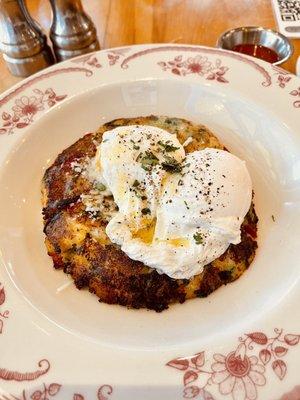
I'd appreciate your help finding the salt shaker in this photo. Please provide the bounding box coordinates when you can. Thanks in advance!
[0,0,55,77]
[49,0,100,61]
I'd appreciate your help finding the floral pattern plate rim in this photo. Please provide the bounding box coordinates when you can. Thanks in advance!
[0,44,299,400]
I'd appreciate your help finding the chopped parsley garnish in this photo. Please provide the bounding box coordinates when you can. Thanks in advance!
[193,232,203,245]
[133,180,140,187]
[141,207,151,215]
[161,156,182,173]
[140,151,159,171]
[158,140,180,153]
[95,183,106,191]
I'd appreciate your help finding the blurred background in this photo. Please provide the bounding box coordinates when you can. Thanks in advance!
[0,0,299,92]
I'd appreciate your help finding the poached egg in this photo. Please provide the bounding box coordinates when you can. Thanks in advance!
[89,125,252,279]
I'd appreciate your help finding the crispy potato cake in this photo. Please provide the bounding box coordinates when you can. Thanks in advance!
[42,116,258,312]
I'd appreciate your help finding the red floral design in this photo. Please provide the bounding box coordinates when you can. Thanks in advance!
[276,75,292,89]
[0,359,50,381]
[71,54,102,69]
[211,344,265,399]
[166,329,300,400]
[0,88,67,135]
[0,283,9,334]
[71,48,131,67]
[121,45,272,86]
[0,67,92,110]
[97,385,114,400]
[3,384,113,400]
[107,47,131,66]
[29,383,61,400]
[73,395,85,400]
[185,55,212,75]
[13,96,45,116]
[158,55,228,83]
[271,65,292,86]
[290,87,300,108]
[107,52,121,66]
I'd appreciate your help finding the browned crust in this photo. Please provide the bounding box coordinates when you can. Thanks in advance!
[42,116,258,312]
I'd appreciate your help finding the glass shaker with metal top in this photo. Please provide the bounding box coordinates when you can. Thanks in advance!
[49,0,100,61]
[0,0,55,77]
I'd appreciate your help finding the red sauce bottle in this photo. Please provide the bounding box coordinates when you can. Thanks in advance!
[232,44,280,63]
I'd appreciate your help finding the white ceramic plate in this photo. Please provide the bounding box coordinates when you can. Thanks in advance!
[0,44,299,400]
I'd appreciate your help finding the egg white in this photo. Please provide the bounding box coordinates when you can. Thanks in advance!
[89,125,252,279]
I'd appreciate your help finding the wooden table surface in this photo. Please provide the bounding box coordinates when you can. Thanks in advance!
[0,0,299,94]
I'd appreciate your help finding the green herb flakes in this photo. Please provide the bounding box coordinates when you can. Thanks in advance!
[140,151,159,171]
[95,183,106,192]
[161,156,182,173]
[193,232,203,245]
[158,140,180,153]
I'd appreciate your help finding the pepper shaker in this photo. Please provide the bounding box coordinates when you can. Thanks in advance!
[0,0,55,77]
[49,0,100,61]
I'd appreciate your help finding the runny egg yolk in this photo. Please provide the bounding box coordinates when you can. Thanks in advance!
[133,221,189,248]
[132,219,156,244]
[165,238,190,247]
